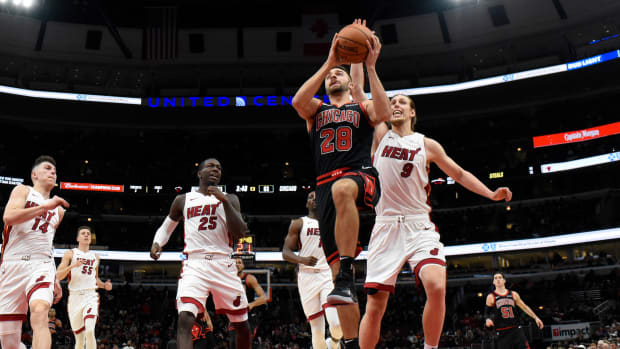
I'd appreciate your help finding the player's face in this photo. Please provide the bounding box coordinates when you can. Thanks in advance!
[306,191,317,210]
[198,159,222,185]
[390,95,415,125]
[235,258,244,272]
[325,68,351,95]
[77,229,91,245]
[32,161,57,187]
[493,274,506,288]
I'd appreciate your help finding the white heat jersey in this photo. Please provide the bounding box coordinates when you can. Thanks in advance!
[373,131,431,216]
[68,248,98,292]
[297,216,330,272]
[183,191,232,256]
[1,186,60,260]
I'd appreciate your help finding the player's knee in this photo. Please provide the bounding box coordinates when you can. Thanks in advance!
[329,323,343,339]
[177,311,195,332]
[331,180,356,204]
[366,292,389,317]
[29,306,49,328]
[424,279,446,299]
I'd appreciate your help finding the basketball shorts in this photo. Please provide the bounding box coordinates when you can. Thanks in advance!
[364,214,446,294]
[496,326,530,349]
[0,257,56,326]
[176,254,248,322]
[297,267,335,320]
[315,166,380,265]
[67,290,99,333]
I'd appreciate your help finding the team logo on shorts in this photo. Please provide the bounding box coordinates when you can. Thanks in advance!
[35,275,45,283]
[87,308,92,314]
[233,294,241,307]
[430,248,439,256]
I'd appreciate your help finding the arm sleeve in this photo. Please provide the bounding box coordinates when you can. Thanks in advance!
[485,305,496,321]
[153,216,179,247]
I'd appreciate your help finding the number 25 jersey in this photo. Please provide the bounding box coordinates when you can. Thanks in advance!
[309,102,375,177]
[183,191,232,256]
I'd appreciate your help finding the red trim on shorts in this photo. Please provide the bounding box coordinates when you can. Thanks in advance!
[74,326,86,334]
[180,297,206,316]
[322,303,336,309]
[216,308,248,316]
[307,310,325,322]
[316,167,351,186]
[0,314,27,322]
[496,325,517,331]
[413,258,446,287]
[27,282,51,303]
[364,282,395,295]
[326,251,340,266]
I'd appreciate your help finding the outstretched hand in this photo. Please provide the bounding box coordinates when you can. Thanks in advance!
[326,34,347,68]
[491,187,512,202]
[365,34,382,69]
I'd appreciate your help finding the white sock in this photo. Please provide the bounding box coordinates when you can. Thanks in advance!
[325,307,343,341]
[424,343,438,349]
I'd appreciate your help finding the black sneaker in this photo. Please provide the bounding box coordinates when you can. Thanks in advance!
[327,273,357,305]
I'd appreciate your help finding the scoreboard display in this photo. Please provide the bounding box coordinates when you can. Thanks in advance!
[232,235,255,263]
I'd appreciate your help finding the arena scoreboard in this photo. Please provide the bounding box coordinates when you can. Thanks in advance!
[232,235,255,263]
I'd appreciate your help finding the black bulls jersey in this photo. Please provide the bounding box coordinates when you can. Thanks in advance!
[491,290,520,330]
[309,102,375,178]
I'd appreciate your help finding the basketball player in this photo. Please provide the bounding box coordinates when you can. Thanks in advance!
[0,155,69,349]
[351,85,512,348]
[291,23,391,348]
[227,257,267,348]
[150,158,251,349]
[282,191,343,349]
[485,272,543,349]
[192,312,215,349]
[56,226,112,349]
[47,308,61,349]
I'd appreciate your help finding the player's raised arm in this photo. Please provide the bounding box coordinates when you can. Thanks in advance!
[426,137,513,202]
[282,218,318,266]
[362,34,391,126]
[292,35,345,123]
[246,274,267,310]
[2,185,69,226]
[151,194,184,260]
[56,249,79,280]
[206,186,246,239]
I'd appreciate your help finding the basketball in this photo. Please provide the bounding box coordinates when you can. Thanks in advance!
[336,23,373,63]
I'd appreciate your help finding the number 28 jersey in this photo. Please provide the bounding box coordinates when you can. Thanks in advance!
[309,102,375,178]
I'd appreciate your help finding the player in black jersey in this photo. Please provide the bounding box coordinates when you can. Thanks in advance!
[485,272,544,349]
[192,312,215,349]
[292,20,391,348]
[228,258,267,349]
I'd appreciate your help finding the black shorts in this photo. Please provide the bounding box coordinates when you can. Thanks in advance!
[315,166,381,265]
[496,326,530,349]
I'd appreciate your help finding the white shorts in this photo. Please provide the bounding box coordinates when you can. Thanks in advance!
[176,254,248,322]
[364,215,446,294]
[0,257,56,326]
[297,268,335,321]
[67,290,99,333]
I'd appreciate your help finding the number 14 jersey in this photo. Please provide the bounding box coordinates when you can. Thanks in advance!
[373,131,431,216]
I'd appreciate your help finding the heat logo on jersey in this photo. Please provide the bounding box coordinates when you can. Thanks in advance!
[187,202,222,230]
[25,201,56,233]
[315,109,361,130]
[306,228,320,236]
[380,145,421,161]
[77,258,96,274]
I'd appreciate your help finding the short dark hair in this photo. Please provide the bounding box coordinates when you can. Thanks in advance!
[197,158,219,171]
[493,271,505,279]
[77,226,93,236]
[32,155,56,170]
